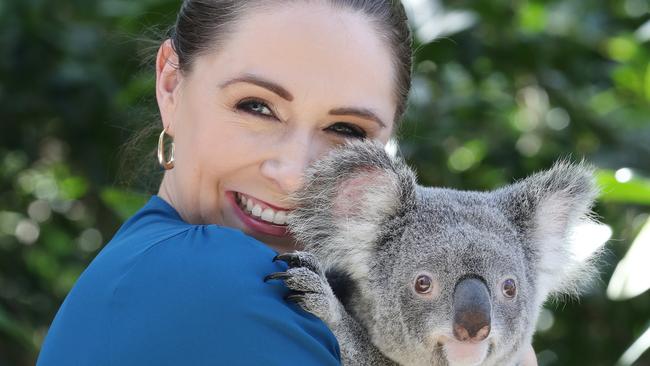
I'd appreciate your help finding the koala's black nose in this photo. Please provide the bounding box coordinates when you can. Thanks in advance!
[452,276,491,342]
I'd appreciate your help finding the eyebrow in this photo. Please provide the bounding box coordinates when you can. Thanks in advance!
[219,74,294,101]
[328,107,387,128]
[220,73,387,128]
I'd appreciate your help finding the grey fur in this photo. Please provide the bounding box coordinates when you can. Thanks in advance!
[275,140,600,366]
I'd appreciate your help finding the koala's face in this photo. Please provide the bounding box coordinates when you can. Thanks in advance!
[367,188,537,366]
[289,141,599,366]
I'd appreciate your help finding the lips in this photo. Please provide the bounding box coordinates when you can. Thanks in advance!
[226,191,291,237]
[234,192,290,225]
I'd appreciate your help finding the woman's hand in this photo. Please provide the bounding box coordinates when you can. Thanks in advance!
[521,343,538,366]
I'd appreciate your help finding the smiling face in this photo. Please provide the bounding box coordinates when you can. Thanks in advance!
[155,3,397,252]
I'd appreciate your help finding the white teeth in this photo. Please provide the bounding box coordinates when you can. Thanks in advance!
[236,192,290,225]
[272,211,287,225]
[251,204,262,217]
[261,208,275,222]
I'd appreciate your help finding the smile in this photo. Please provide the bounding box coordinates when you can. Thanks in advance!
[227,191,292,237]
[234,192,290,225]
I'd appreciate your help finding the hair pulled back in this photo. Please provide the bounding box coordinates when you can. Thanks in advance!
[168,0,412,121]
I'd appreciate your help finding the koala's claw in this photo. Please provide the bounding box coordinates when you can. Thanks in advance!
[273,253,300,266]
[264,272,291,282]
[285,293,302,303]
[284,290,315,302]
[273,251,323,274]
[266,252,339,323]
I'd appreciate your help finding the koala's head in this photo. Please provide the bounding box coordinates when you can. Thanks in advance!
[288,141,600,366]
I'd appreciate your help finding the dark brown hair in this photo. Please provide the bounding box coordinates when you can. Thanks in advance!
[169,0,412,120]
[120,0,412,191]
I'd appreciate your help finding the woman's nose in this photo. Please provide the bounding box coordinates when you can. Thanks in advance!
[260,134,318,194]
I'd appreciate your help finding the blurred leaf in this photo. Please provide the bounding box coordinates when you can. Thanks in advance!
[617,324,650,366]
[41,227,73,257]
[1,151,28,177]
[0,304,35,352]
[608,216,650,300]
[115,72,155,108]
[100,187,148,221]
[596,170,650,205]
[645,63,650,101]
[58,176,88,200]
[53,266,84,297]
[606,35,639,62]
[518,2,547,33]
[590,90,622,116]
[612,65,644,95]
[24,249,60,281]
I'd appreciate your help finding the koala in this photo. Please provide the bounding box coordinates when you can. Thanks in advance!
[265,140,601,366]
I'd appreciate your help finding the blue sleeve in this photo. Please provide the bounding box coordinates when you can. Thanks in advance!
[110,225,340,365]
[38,225,340,366]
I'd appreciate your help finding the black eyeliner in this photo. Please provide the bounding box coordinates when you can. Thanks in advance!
[234,98,277,120]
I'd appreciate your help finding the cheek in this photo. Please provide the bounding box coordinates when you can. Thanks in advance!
[175,106,274,168]
[174,80,272,160]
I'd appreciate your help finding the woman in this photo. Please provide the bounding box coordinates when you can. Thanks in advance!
[37,0,537,364]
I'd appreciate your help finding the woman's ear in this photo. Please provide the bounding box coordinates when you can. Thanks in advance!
[155,39,181,137]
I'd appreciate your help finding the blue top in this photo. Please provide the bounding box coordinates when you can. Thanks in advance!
[37,195,340,365]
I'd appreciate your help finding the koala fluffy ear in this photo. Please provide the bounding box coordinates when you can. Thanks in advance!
[287,140,417,279]
[498,160,600,300]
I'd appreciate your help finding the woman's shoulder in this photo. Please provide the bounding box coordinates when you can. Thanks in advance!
[111,223,279,293]
[98,196,284,304]
[105,222,341,365]
[97,195,279,279]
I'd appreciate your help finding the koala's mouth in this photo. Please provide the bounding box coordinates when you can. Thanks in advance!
[441,338,490,365]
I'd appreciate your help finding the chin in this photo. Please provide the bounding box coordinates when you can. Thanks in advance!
[436,337,493,366]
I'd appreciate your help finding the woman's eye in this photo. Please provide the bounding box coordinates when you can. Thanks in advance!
[235,98,275,119]
[327,123,367,139]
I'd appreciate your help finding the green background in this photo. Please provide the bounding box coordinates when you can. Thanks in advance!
[1,0,649,365]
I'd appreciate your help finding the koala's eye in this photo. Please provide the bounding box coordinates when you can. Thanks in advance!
[415,275,433,294]
[502,279,517,298]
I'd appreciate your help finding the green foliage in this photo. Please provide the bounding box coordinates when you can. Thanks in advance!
[100,188,149,221]
[0,0,649,365]
[597,169,650,205]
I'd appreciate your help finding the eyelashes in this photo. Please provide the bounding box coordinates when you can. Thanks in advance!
[327,122,367,139]
[234,97,367,139]
[235,98,276,119]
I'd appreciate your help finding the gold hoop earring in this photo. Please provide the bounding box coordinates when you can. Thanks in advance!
[157,128,175,170]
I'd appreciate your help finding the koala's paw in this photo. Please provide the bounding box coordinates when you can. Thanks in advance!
[265,251,341,324]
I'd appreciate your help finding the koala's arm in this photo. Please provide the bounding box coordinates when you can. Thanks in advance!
[268,252,398,366]
[327,302,399,366]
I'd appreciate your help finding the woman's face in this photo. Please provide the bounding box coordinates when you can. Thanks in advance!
[156,3,396,253]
